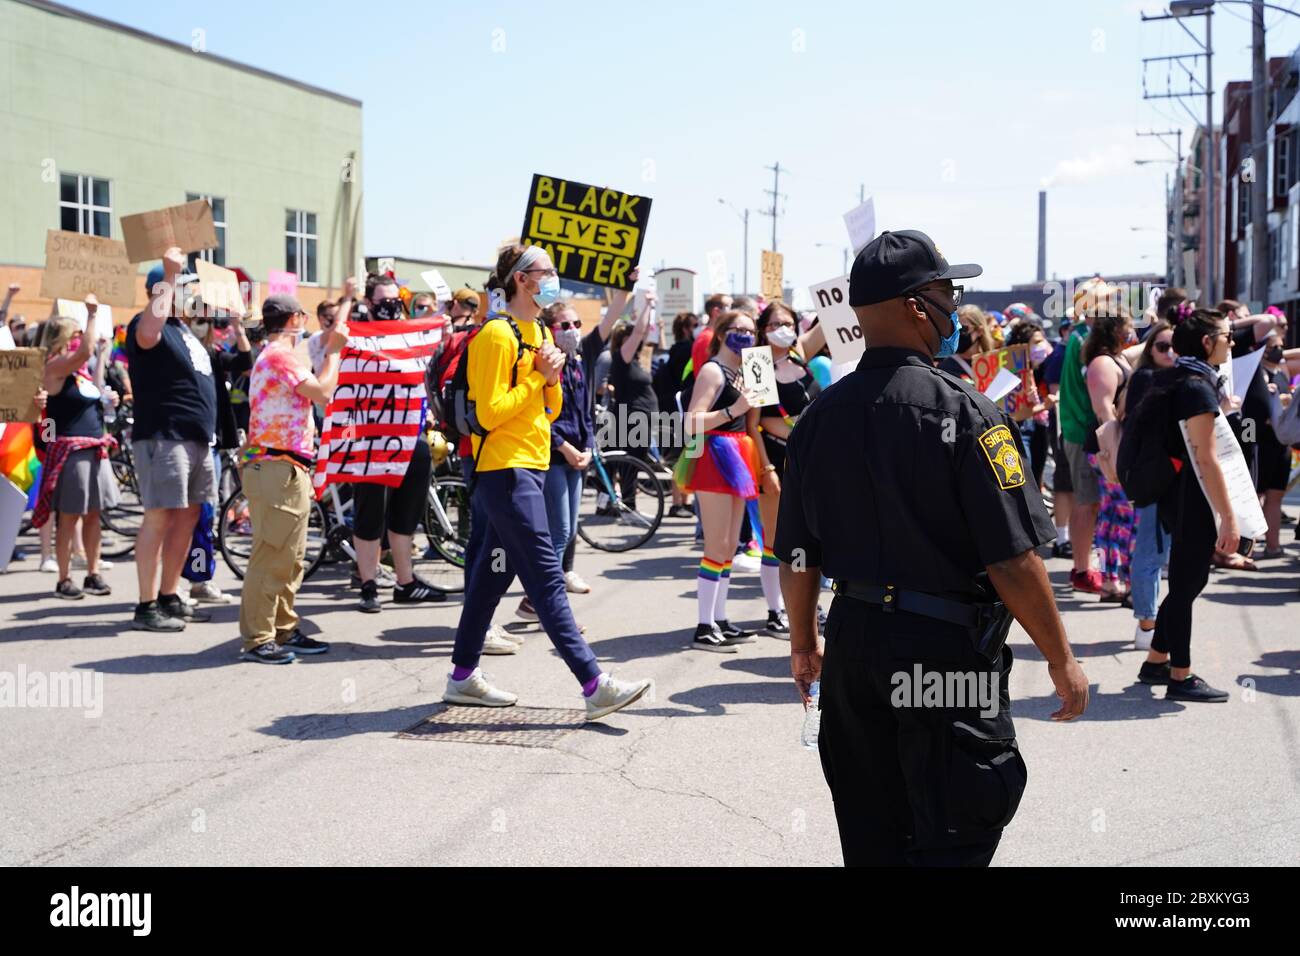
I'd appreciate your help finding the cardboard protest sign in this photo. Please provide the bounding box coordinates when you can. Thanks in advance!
[267,269,299,299]
[1180,416,1268,540]
[120,199,217,263]
[40,231,136,308]
[969,345,1033,414]
[520,174,651,290]
[0,349,45,424]
[761,250,784,301]
[194,259,247,315]
[808,274,862,366]
[741,345,779,407]
[843,197,876,253]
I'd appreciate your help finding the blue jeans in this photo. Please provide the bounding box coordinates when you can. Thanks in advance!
[453,468,599,685]
[1131,503,1169,621]
[544,462,583,564]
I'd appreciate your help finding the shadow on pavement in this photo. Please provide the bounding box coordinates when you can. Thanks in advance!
[1013,681,1186,721]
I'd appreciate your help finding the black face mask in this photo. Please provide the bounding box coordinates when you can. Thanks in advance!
[372,298,404,321]
[957,328,973,354]
[1264,345,1285,364]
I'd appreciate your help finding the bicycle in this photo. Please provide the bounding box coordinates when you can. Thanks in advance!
[575,442,666,552]
[99,404,143,559]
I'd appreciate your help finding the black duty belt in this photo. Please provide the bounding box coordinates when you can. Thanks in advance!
[831,580,979,628]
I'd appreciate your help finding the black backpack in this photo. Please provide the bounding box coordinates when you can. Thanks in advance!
[1116,368,1182,507]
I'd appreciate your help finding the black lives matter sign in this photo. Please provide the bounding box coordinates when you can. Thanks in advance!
[520,174,651,291]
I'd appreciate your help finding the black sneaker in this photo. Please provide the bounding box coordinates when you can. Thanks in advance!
[242,642,296,665]
[159,593,211,623]
[1052,541,1074,560]
[716,619,755,644]
[668,504,695,519]
[279,629,329,655]
[54,578,84,601]
[358,580,382,613]
[691,622,736,654]
[82,573,111,596]
[1138,661,1171,685]
[134,601,185,632]
[763,609,790,639]
[1166,674,1230,702]
[393,575,446,604]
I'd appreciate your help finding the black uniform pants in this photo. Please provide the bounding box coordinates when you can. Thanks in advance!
[818,596,1027,867]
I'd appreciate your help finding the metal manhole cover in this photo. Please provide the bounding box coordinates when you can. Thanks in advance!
[398,704,587,748]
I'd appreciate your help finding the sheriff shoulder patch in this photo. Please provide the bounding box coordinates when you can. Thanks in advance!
[978,424,1025,490]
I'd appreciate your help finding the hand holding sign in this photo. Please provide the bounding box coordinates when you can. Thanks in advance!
[741,345,779,407]
[520,174,651,291]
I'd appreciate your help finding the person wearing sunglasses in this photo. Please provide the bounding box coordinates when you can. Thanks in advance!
[775,229,1087,866]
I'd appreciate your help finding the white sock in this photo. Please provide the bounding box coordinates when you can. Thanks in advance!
[759,561,783,613]
[1058,525,1070,544]
[713,562,732,622]
[697,559,724,626]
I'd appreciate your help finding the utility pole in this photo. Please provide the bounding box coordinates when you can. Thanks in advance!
[1250,0,1268,307]
[1140,3,1215,303]
[761,162,788,252]
[1138,128,1185,285]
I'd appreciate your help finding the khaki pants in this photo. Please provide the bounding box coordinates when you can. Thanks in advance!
[238,460,312,650]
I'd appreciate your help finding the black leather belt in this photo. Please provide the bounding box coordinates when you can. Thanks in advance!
[832,580,980,628]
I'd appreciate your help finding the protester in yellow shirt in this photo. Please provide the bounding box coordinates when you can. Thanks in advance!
[445,244,653,721]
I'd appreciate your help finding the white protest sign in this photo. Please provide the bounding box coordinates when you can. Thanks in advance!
[0,476,27,573]
[377,257,396,277]
[808,274,863,366]
[982,367,1023,404]
[741,345,779,407]
[1179,415,1268,540]
[656,268,695,322]
[843,197,876,253]
[421,269,452,303]
[706,250,728,294]
[0,327,13,350]
[55,299,114,333]
[1231,346,1265,402]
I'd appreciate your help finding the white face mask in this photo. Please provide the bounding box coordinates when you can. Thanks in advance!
[767,326,797,349]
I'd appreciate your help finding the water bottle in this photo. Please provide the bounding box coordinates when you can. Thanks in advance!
[800,680,821,749]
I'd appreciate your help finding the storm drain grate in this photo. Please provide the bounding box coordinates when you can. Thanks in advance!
[398,704,587,748]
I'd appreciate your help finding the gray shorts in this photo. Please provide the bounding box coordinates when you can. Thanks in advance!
[134,438,216,510]
[54,448,120,514]
[1062,440,1100,506]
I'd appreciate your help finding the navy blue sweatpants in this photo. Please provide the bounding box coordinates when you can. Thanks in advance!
[452,467,600,685]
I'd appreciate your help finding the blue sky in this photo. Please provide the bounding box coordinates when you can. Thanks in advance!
[65,0,1300,294]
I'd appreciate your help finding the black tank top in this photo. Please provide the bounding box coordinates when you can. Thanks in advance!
[705,358,745,434]
[46,372,104,438]
[760,360,815,421]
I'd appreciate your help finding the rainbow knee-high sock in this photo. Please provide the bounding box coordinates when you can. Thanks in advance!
[697,558,726,625]
[759,547,783,612]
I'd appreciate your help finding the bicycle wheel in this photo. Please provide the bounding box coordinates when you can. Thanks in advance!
[577,452,664,552]
[414,475,470,593]
[100,452,143,558]
[217,489,328,581]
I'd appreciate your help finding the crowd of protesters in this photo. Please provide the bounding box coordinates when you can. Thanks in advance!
[4,250,1299,711]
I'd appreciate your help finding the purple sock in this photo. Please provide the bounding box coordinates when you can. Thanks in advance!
[582,674,602,697]
[452,665,475,681]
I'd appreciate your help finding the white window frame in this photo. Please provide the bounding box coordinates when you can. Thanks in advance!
[59,173,112,237]
[285,209,318,285]
[186,193,227,265]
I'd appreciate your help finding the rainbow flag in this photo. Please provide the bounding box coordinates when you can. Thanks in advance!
[110,325,128,365]
[0,423,40,494]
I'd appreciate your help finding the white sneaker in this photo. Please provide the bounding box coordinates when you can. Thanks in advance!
[482,629,518,656]
[564,571,592,594]
[39,557,57,573]
[443,668,518,707]
[190,581,233,604]
[732,552,761,573]
[584,673,654,721]
[70,554,114,570]
[1134,624,1155,651]
[490,624,526,647]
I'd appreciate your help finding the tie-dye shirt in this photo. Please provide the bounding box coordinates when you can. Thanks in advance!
[244,342,314,468]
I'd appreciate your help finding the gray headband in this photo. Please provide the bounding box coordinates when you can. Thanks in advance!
[508,245,545,282]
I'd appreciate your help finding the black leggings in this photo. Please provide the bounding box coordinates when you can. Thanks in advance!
[1152,480,1216,669]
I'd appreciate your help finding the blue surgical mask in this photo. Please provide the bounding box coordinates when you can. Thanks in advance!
[918,296,961,359]
[532,275,561,308]
[725,331,755,353]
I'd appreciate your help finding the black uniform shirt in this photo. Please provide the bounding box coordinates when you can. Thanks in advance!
[774,347,1056,600]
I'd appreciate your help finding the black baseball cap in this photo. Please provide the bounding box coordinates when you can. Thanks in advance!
[848,229,982,307]
[261,293,305,329]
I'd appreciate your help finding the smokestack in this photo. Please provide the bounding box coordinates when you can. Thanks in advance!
[1036,190,1047,283]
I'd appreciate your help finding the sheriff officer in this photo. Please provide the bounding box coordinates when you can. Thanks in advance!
[775,229,1088,867]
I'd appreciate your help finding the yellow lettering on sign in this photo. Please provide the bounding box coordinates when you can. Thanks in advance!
[555,180,578,212]
[530,207,639,257]
[535,177,556,206]
[578,187,599,216]
[616,192,639,223]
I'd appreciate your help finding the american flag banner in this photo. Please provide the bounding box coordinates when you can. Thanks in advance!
[313,316,446,494]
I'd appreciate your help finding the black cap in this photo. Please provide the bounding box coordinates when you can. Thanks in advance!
[848,229,982,307]
[261,293,305,327]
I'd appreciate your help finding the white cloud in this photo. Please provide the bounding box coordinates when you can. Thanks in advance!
[1040,143,1135,188]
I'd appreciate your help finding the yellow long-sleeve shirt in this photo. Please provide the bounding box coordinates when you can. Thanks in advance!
[467,311,563,472]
